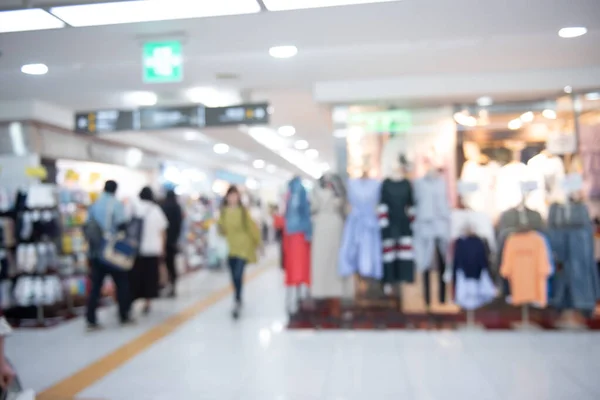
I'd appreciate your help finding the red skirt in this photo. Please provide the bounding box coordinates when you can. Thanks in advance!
[283,231,311,286]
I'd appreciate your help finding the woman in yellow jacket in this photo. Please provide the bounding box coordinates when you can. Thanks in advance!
[218,185,262,319]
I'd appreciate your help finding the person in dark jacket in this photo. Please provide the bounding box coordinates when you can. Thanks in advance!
[161,190,183,297]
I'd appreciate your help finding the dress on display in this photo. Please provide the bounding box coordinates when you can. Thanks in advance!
[378,178,415,283]
[460,160,499,219]
[338,178,383,279]
[310,182,346,298]
[526,153,565,217]
[283,177,311,287]
[495,162,530,213]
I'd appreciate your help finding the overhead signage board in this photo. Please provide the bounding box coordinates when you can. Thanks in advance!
[138,106,204,130]
[75,110,135,134]
[204,103,270,127]
[143,41,183,83]
[349,109,412,133]
[74,103,269,134]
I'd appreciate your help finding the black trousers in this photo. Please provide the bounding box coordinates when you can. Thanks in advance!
[423,239,446,306]
[86,258,130,324]
[165,245,178,287]
[228,256,247,302]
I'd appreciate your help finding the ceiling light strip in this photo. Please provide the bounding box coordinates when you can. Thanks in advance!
[50,0,262,27]
[262,0,399,11]
[0,8,65,33]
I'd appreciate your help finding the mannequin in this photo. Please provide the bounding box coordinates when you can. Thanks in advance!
[526,149,566,217]
[378,154,416,284]
[283,176,311,288]
[495,143,530,213]
[413,158,451,308]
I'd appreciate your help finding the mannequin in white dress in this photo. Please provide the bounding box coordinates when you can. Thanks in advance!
[495,145,531,213]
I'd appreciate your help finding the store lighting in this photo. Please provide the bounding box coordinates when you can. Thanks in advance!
[50,0,261,27]
[558,27,587,38]
[333,129,348,138]
[266,164,277,173]
[278,125,296,137]
[476,96,493,107]
[585,92,600,101]
[453,111,477,127]
[125,148,143,168]
[542,109,557,119]
[508,119,522,130]
[0,8,65,33]
[564,85,573,94]
[21,64,49,76]
[263,0,398,11]
[253,159,266,169]
[213,143,230,154]
[184,131,197,141]
[305,149,319,159]
[269,46,298,59]
[520,111,534,123]
[125,91,157,106]
[248,127,286,150]
[246,178,259,190]
[294,140,309,150]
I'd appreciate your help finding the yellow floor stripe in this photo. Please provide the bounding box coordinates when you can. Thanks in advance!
[38,265,272,400]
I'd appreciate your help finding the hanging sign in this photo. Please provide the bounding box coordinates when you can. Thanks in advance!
[143,41,183,83]
[204,103,270,127]
[75,110,135,134]
[25,166,48,180]
[138,106,203,130]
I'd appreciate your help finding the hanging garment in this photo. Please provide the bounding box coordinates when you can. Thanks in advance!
[460,160,498,217]
[450,209,497,256]
[452,235,497,310]
[547,203,600,312]
[495,162,531,213]
[500,231,552,306]
[285,177,312,240]
[338,179,383,279]
[378,178,415,283]
[423,238,447,305]
[413,174,451,272]
[283,178,311,286]
[496,207,545,270]
[526,153,566,217]
[310,183,346,298]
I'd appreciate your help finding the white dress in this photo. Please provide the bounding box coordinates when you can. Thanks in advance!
[311,185,347,298]
[526,153,566,217]
[495,162,530,213]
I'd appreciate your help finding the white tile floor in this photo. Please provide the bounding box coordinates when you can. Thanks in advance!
[9,253,600,400]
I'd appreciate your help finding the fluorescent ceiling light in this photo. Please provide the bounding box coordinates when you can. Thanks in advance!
[269,46,298,59]
[0,9,65,34]
[184,131,198,141]
[558,27,587,38]
[253,159,266,169]
[564,85,573,94]
[520,111,534,123]
[294,140,309,150]
[246,178,259,190]
[125,91,157,106]
[542,109,557,119]
[476,96,493,107]
[305,149,319,159]
[186,87,242,107]
[508,119,522,130]
[21,64,48,75]
[50,0,261,27]
[585,92,600,101]
[213,143,230,154]
[278,125,296,137]
[263,0,398,11]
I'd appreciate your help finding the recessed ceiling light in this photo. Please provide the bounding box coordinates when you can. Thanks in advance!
[278,125,296,137]
[508,119,522,130]
[266,164,277,173]
[0,8,65,33]
[294,140,309,150]
[213,143,230,154]
[125,91,157,106]
[476,96,493,107]
[21,63,48,75]
[50,0,261,27]
[542,109,557,119]
[558,27,587,38]
[263,0,399,11]
[585,92,600,101]
[305,149,319,159]
[564,85,573,94]
[520,111,534,123]
[269,45,298,59]
[253,159,266,169]
[246,178,259,189]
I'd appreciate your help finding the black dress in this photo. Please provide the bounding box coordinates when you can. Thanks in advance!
[129,256,160,300]
[378,178,415,283]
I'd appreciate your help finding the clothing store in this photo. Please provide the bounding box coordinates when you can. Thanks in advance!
[286,93,600,330]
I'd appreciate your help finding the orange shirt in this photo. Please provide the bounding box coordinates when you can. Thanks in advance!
[500,231,551,306]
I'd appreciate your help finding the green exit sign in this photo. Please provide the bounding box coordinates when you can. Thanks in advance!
[143,41,183,83]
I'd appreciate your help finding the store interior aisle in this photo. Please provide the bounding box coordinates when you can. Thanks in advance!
[8,251,600,400]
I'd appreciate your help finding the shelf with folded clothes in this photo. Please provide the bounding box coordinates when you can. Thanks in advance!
[180,197,214,272]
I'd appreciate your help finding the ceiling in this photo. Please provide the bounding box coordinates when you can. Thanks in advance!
[0,0,599,180]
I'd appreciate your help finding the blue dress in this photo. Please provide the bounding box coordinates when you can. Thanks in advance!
[338,179,383,279]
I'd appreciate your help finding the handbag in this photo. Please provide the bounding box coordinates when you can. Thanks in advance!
[98,201,145,272]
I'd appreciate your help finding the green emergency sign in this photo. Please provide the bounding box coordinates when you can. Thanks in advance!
[348,109,412,133]
[143,41,183,83]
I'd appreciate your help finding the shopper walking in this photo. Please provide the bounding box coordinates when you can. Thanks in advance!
[84,180,133,331]
[129,187,168,315]
[218,185,261,319]
[161,190,183,298]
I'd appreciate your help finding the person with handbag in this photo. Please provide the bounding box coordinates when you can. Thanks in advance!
[160,190,183,298]
[84,180,134,331]
[129,187,168,315]
[218,185,261,319]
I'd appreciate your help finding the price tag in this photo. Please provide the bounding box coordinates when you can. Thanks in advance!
[457,180,479,195]
[562,173,583,194]
[520,180,538,193]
